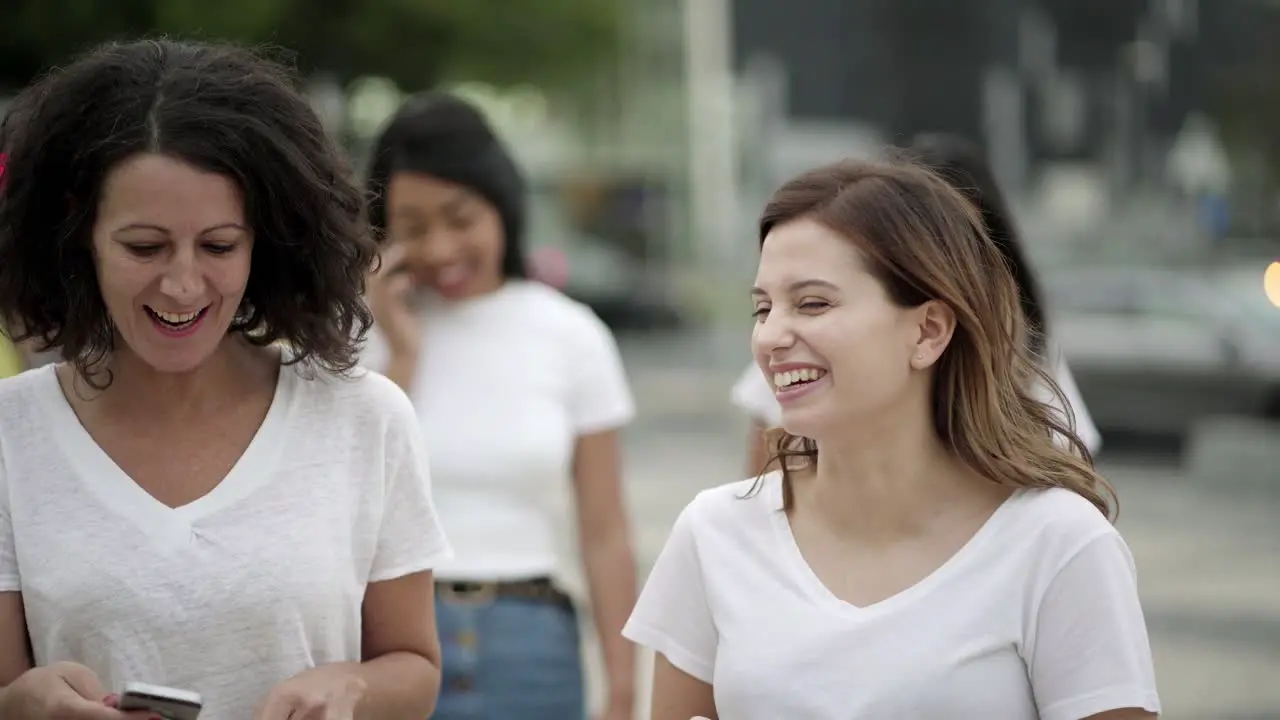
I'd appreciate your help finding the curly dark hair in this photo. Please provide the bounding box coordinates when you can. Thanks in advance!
[0,39,376,380]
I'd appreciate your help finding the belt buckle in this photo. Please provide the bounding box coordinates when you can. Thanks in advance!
[440,581,497,604]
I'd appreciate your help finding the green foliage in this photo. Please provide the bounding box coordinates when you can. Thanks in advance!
[0,0,621,91]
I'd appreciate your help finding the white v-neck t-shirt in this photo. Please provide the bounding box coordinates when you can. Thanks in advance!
[0,363,451,720]
[623,474,1160,720]
[361,280,635,581]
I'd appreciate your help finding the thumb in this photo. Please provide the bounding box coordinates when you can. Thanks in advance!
[52,666,135,719]
[375,242,407,277]
[55,663,109,702]
[387,272,414,302]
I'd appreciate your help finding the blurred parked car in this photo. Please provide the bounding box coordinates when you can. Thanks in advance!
[526,178,684,332]
[1042,263,1280,437]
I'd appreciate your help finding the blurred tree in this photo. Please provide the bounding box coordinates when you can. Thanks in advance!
[0,0,620,91]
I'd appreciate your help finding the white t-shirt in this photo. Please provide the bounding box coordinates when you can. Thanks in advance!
[624,474,1160,720]
[363,280,635,581]
[0,363,451,720]
[732,343,1103,454]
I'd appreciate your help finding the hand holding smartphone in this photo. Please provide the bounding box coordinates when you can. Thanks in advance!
[117,682,202,720]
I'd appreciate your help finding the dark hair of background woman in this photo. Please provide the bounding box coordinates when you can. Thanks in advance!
[0,39,376,380]
[908,133,1048,355]
[364,91,528,279]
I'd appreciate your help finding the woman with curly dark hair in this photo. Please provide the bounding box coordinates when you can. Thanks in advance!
[0,40,450,720]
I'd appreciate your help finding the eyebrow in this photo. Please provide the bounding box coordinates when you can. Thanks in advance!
[390,191,472,220]
[388,207,427,222]
[111,222,249,237]
[750,279,841,297]
[440,191,474,214]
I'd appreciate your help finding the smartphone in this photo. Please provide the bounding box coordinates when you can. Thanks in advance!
[118,681,203,720]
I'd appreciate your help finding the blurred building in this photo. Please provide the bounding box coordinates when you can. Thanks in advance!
[731,0,1277,182]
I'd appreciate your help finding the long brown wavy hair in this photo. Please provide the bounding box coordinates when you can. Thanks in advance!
[754,156,1116,521]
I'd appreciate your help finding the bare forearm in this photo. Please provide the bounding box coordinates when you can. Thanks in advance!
[583,532,639,700]
[352,651,441,720]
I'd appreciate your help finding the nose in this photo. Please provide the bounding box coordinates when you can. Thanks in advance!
[410,231,463,267]
[421,246,457,268]
[752,308,796,357]
[157,247,205,303]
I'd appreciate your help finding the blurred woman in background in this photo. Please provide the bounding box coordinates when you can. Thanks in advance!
[734,133,1100,475]
[363,91,639,720]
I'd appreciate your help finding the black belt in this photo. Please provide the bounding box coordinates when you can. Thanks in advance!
[435,576,572,608]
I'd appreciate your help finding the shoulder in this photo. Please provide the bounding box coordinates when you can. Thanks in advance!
[1011,487,1113,534]
[286,363,417,433]
[677,474,780,540]
[1004,487,1119,567]
[0,368,52,480]
[512,282,615,342]
[0,365,53,421]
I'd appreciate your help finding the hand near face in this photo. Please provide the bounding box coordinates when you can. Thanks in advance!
[366,242,422,357]
[252,665,367,720]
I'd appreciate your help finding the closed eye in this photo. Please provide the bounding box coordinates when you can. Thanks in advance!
[205,243,238,255]
[125,244,163,257]
[446,214,477,232]
[799,300,830,311]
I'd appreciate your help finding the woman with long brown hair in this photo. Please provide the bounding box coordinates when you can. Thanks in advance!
[734,133,1100,476]
[624,158,1159,719]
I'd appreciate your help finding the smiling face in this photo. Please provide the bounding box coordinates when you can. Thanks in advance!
[92,153,253,374]
[385,171,506,299]
[752,217,945,439]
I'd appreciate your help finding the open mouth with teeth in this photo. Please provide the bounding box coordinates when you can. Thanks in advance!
[145,306,210,331]
[773,368,827,390]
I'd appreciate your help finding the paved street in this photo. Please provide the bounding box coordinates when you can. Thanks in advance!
[566,328,1280,719]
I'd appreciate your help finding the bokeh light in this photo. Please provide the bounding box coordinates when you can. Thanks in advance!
[1265,261,1280,308]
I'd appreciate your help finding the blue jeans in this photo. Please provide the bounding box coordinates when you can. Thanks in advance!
[431,593,586,720]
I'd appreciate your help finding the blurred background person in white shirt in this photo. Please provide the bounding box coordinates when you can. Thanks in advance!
[362,92,639,720]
